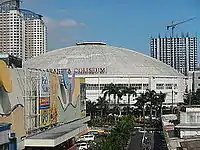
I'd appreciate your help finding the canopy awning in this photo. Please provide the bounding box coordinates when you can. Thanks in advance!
[23,116,90,147]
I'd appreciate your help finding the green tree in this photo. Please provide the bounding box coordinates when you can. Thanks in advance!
[96,96,109,118]
[86,100,97,119]
[102,83,116,106]
[97,116,135,150]
[122,86,137,115]
[185,89,200,105]
[145,89,157,123]
[134,92,147,119]
[156,91,167,118]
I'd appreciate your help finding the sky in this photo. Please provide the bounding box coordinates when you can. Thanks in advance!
[22,0,200,58]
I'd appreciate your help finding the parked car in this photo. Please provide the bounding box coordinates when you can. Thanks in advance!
[77,142,88,150]
[77,134,95,142]
[138,128,147,133]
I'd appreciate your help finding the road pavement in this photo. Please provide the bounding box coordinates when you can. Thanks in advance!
[128,131,160,150]
[128,132,143,150]
[153,131,168,150]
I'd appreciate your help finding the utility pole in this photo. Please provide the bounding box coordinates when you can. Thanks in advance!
[189,90,192,106]
[171,90,174,113]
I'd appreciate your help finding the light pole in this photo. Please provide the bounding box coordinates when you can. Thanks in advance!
[171,90,178,113]
[171,90,174,113]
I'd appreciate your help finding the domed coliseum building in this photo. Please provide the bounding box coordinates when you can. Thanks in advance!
[24,42,186,106]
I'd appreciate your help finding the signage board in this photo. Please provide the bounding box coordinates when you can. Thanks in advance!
[62,67,106,75]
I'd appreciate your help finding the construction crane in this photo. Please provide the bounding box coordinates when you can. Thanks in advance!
[166,17,196,37]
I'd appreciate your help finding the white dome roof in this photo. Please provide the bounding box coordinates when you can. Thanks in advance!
[24,43,183,77]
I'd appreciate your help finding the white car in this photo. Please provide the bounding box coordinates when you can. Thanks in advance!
[77,142,88,150]
[77,134,95,142]
[138,128,147,133]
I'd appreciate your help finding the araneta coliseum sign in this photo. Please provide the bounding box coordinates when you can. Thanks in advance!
[63,67,107,75]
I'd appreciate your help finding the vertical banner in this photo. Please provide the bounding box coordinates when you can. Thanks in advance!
[39,72,50,127]
[80,78,86,118]
[50,73,58,124]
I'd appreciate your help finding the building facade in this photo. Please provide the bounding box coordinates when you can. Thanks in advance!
[0,0,47,61]
[24,42,188,107]
[150,35,197,75]
[176,106,200,138]
[0,60,88,149]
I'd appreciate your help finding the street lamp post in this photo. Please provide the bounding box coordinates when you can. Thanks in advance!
[171,90,174,113]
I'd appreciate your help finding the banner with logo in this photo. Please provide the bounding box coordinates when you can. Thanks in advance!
[39,72,50,127]
[40,72,50,97]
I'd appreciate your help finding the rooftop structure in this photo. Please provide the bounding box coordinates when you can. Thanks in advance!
[25,43,183,77]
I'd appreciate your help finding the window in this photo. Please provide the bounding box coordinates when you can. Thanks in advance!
[190,114,196,123]
[174,84,178,89]
[165,84,172,89]
[156,84,164,89]
[143,84,149,90]
[197,116,200,123]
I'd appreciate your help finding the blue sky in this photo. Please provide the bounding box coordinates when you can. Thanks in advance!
[22,0,200,58]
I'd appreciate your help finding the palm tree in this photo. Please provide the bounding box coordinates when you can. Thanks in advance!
[134,92,147,119]
[122,86,137,115]
[145,89,157,123]
[86,100,97,119]
[102,83,116,106]
[156,91,167,118]
[96,96,109,118]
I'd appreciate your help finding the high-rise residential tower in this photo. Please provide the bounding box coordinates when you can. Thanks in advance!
[150,34,197,75]
[0,0,47,61]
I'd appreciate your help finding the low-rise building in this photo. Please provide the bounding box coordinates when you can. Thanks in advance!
[176,106,200,138]
[161,106,200,150]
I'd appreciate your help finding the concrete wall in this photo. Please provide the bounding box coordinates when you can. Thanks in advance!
[0,68,25,114]
[0,106,26,139]
[85,76,185,106]
[180,129,200,138]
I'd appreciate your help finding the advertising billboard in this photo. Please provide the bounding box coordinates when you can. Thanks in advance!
[39,72,50,127]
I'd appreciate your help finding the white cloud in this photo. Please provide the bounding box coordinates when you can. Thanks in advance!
[59,19,86,28]
[42,16,87,50]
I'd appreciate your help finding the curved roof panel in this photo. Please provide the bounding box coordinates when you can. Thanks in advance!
[24,43,183,77]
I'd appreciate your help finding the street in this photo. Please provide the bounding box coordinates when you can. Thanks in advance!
[128,132,143,150]
[128,131,167,150]
[153,131,168,150]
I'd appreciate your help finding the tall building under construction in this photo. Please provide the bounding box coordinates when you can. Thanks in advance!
[150,34,197,75]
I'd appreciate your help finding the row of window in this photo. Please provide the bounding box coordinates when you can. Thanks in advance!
[156,84,177,89]
[86,84,148,90]
[86,83,177,90]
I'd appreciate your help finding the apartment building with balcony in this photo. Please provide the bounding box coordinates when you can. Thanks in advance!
[0,0,47,61]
